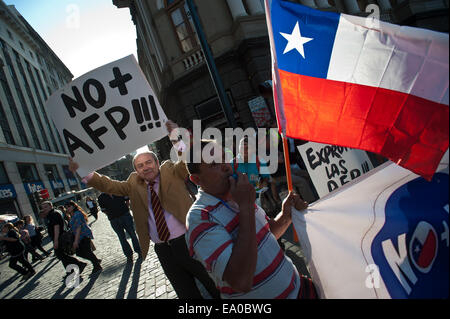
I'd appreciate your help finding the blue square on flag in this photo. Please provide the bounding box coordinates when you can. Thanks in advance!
[272,0,340,79]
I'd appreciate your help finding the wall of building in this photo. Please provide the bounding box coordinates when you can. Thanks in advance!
[0,1,80,223]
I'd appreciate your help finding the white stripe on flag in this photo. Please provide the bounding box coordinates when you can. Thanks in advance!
[327,14,449,105]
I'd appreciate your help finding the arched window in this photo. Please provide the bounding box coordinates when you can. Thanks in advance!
[166,0,199,53]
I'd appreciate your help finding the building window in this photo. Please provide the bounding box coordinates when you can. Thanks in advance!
[0,99,15,145]
[7,29,13,40]
[0,162,10,184]
[17,163,40,183]
[167,1,198,53]
[44,164,65,197]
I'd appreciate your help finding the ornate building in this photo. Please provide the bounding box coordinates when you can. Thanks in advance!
[113,0,448,159]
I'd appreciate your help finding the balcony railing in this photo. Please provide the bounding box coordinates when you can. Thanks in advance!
[181,49,205,70]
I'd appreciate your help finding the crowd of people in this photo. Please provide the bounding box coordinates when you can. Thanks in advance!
[1,117,319,299]
[65,119,319,299]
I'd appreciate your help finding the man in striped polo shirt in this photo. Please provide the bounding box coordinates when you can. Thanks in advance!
[186,140,316,299]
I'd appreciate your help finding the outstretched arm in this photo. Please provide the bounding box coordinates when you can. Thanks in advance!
[69,158,131,196]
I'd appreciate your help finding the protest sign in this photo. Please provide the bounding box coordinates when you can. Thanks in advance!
[46,55,168,177]
[297,142,373,198]
[291,151,449,299]
[247,96,272,127]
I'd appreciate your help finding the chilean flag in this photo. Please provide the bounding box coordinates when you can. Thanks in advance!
[265,0,449,180]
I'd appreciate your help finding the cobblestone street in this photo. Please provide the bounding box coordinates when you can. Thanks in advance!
[0,212,309,300]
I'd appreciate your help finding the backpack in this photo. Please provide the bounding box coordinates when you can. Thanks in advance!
[54,209,75,255]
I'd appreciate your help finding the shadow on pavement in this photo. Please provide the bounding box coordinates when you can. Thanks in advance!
[74,271,101,299]
[116,261,133,299]
[8,257,59,299]
[127,259,142,299]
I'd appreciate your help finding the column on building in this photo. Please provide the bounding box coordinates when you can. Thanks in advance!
[342,0,361,14]
[227,0,248,20]
[299,0,318,8]
[246,0,265,15]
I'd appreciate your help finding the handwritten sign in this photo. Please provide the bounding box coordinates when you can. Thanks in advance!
[46,55,168,177]
[247,96,272,127]
[297,142,373,198]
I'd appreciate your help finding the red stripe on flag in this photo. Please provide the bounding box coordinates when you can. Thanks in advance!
[278,69,449,180]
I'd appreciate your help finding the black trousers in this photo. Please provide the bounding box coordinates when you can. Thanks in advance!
[9,253,34,275]
[154,235,220,299]
[75,237,100,267]
[54,245,84,272]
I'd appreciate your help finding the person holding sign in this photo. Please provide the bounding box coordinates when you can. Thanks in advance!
[69,120,220,299]
[185,140,318,299]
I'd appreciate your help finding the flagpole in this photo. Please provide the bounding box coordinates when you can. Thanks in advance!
[281,134,293,192]
[186,0,237,128]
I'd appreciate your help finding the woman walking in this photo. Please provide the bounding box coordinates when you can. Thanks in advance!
[65,201,102,275]
[0,223,35,280]
[24,215,50,258]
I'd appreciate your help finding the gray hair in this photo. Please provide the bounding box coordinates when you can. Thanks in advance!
[132,151,159,170]
[40,201,53,208]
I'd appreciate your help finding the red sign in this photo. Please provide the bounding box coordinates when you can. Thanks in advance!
[40,189,50,199]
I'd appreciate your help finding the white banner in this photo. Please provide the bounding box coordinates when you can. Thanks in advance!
[297,142,373,198]
[292,153,449,299]
[46,55,168,177]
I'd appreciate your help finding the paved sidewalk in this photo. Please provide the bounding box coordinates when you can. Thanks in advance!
[0,212,309,299]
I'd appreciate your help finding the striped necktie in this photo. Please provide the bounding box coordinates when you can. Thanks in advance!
[148,181,170,242]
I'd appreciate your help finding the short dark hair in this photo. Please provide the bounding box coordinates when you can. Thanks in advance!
[185,139,218,175]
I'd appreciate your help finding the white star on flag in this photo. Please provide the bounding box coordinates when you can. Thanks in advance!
[280,21,313,58]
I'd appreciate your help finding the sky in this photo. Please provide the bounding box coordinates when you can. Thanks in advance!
[5,0,149,154]
[5,0,138,79]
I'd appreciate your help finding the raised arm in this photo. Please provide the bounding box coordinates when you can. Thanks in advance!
[69,158,131,196]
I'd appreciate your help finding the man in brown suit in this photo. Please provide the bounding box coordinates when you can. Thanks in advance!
[69,121,219,299]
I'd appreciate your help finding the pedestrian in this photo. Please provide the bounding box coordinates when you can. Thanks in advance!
[85,196,98,220]
[39,201,87,281]
[232,136,272,188]
[15,220,44,263]
[185,139,318,299]
[65,201,102,275]
[58,205,71,225]
[97,193,141,262]
[24,215,50,258]
[69,120,220,299]
[0,222,35,281]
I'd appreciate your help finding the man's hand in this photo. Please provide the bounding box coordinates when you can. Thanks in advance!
[294,195,308,211]
[281,192,308,215]
[68,157,79,174]
[229,173,256,209]
[166,120,178,138]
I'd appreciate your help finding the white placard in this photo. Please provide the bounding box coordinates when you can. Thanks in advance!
[291,160,449,298]
[46,55,168,177]
[297,142,373,198]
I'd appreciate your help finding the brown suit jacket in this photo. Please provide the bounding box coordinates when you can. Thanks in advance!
[87,160,193,260]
